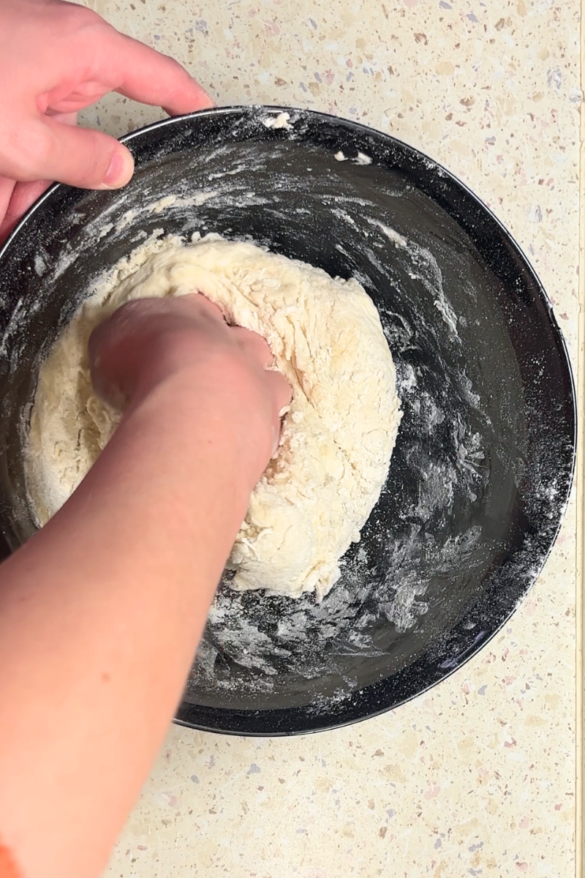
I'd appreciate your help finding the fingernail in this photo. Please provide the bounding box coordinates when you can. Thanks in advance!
[100,149,134,189]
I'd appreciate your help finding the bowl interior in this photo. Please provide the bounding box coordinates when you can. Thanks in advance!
[0,107,575,734]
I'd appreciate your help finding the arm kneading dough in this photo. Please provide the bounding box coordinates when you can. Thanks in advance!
[26,235,402,600]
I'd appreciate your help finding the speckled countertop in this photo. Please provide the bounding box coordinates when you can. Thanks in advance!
[79,1,582,875]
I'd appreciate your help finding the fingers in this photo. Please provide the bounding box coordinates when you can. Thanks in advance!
[232,326,275,370]
[11,117,134,189]
[110,33,215,115]
[173,298,290,410]
[0,179,52,245]
[89,293,292,470]
[0,113,78,239]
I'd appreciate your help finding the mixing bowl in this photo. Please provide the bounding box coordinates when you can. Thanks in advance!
[0,106,575,735]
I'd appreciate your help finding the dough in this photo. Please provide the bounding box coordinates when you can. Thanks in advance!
[26,235,402,600]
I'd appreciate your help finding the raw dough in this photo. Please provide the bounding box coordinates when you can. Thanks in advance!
[26,235,402,600]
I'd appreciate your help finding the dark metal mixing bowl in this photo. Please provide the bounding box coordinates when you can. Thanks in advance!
[0,106,575,735]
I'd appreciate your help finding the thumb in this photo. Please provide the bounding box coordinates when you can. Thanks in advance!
[15,117,134,190]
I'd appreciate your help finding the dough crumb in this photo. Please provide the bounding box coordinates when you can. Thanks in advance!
[263,112,293,130]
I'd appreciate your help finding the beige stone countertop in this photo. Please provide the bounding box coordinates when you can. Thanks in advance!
[79,1,582,875]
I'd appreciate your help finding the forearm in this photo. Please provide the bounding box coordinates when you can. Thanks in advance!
[0,379,249,878]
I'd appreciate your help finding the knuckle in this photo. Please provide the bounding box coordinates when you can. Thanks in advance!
[80,134,112,185]
[55,4,116,51]
[12,124,55,180]
[57,2,102,29]
[17,121,111,186]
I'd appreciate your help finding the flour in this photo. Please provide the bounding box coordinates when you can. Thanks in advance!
[26,235,402,601]
[376,223,408,249]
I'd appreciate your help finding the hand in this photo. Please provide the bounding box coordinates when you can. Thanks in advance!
[90,295,292,488]
[0,298,290,878]
[0,0,214,244]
